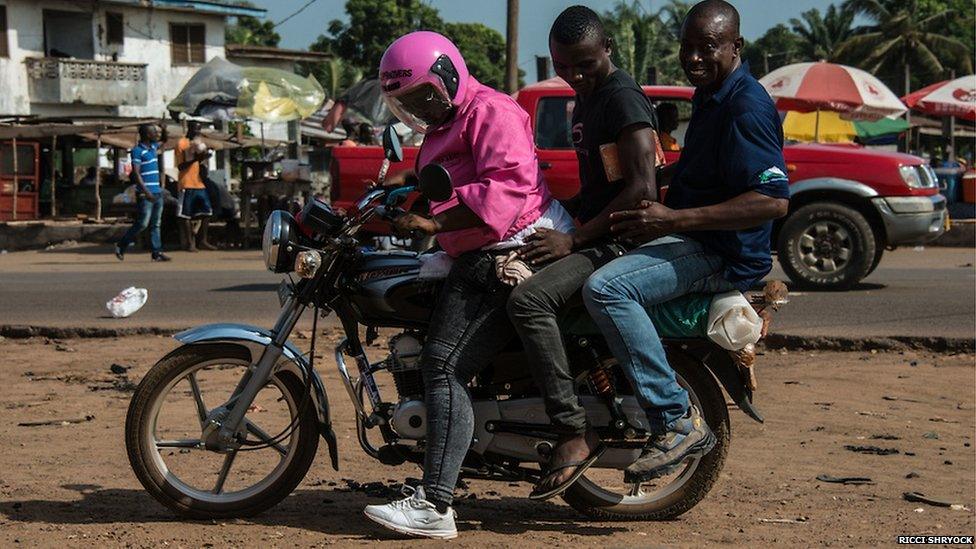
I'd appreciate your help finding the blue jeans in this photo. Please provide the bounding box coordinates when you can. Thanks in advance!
[582,235,735,433]
[119,195,164,253]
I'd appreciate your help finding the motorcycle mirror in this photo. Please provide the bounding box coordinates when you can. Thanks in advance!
[382,124,403,163]
[418,164,453,202]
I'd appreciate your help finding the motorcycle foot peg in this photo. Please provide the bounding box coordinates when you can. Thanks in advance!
[535,441,554,458]
[376,444,410,466]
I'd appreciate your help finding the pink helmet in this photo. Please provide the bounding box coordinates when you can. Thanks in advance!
[379,31,470,133]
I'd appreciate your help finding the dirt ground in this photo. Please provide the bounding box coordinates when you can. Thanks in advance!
[0,333,973,548]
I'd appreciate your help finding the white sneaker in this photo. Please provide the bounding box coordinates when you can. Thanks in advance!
[363,485,458,539]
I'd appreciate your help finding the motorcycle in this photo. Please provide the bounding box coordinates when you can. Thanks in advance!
[125,126,786,521]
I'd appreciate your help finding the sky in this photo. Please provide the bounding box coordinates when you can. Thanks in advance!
[248,0,848,83]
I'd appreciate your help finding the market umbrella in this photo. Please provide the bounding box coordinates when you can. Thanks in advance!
[902,75,976,121]
[168,57,325,122]
[782,110,909,143]
[760,61,907,141]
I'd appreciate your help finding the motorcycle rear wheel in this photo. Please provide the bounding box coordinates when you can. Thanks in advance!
[125,343,319,519]
[561,352,730,520]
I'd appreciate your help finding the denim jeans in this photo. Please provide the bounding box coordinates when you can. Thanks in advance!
[582,235,735,433]
[507,243,625,435]
[421,251,515,507]
[118,195,164,253]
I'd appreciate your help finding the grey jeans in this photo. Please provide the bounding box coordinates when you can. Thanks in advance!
[506,243,625,435]
[421,251,515,507]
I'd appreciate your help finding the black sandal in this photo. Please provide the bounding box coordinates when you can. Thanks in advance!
[529,443,606,501]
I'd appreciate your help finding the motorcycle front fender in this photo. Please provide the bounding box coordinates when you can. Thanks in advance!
[174,323,340,470]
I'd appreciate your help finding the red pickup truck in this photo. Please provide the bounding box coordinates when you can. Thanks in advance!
[330,80,947,290]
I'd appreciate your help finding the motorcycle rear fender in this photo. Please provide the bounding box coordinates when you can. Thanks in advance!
[174,323,340,470]
[668,340,764,423]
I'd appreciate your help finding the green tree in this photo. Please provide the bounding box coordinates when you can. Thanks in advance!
[224,1,280,47]
[443,22,523,90]
[657,0,692,40]
[789,4,856,62]
[323,0,444,72]
[742,24,805,78]
[837,0,973,94]
[298,36,363,99]
[601,1,683,85]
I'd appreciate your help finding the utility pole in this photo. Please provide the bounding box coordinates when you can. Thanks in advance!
[505,0,519,94]
[904,61,911,153]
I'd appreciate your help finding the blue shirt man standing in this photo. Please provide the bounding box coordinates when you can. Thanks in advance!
[581,0,790,483]
[115,123,172,262]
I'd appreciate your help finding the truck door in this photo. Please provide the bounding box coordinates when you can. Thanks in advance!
[533,95,579,200]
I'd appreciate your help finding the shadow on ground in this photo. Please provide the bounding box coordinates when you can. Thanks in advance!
[0,484,631,539]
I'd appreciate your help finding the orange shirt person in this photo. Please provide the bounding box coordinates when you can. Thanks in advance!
[174,120,216,251]
[657,101,681,152]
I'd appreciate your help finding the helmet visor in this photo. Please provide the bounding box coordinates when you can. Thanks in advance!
[383,82,453,134]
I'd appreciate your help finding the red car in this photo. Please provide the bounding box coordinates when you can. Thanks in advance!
[330,81,947,290]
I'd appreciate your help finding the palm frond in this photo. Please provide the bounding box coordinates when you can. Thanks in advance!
[911,42,945,76]
[863,37,903,69]
[918,10,957,30]
[835,31,884,57]
[842,0,890,22]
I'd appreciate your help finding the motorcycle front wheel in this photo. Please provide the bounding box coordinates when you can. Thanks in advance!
[561,350,730,520]
[125,343,319,519]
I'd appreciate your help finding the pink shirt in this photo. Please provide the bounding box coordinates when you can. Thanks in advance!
[418,77,551,257]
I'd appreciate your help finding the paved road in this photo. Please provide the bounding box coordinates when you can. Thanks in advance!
[1,244,973,339]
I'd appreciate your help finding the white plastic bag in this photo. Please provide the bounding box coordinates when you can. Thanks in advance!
[418,251,454,280]
[106,287,148,318]
[706,291,762,350]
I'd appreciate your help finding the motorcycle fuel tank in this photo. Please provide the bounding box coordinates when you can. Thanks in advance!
[343,250,442,328]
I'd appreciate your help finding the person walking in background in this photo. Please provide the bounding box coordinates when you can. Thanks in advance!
[175,120,216,251]
[115,123,171,262]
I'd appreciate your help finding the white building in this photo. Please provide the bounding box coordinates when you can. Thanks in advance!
[0,0,265,118]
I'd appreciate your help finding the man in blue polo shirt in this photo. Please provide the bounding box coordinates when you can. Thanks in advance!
[581,0,790,483]
[115,123,172,262]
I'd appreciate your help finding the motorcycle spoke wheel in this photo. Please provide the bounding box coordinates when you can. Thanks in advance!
[145,358,301,504]
[562,352,730,520]
[573,370,703,506]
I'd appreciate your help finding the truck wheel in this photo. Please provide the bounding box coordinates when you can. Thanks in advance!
[865,243,885,277]
[777,202,876,291]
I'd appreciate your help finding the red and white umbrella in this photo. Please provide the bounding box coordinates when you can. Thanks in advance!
[902,75,976,121]
[759,61,907,121]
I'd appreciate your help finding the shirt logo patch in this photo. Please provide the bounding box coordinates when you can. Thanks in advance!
[759,166,788,184]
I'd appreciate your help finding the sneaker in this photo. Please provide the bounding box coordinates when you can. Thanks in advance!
[624,405,716,483]
[114,243,125,261]
[363,485,457,539]
[151,252,172,262]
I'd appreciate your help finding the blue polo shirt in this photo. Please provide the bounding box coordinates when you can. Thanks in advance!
[664,62,790,291]
[131,141,162,195]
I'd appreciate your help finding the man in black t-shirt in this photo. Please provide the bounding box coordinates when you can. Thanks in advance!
[507,5,661,500]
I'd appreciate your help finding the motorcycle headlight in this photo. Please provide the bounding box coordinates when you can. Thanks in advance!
[263,210,300,273]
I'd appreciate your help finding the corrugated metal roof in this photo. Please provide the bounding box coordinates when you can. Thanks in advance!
[103,0,266,17]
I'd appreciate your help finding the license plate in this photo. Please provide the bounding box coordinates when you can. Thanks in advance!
[277,279,293,307]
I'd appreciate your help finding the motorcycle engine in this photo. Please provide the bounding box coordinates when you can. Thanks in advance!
[387,334,427,440]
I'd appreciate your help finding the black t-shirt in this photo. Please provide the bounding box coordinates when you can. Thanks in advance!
[572,69,657,223]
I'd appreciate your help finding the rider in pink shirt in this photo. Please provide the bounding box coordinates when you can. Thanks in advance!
[417,75,553,256]
[363,31,572,540]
